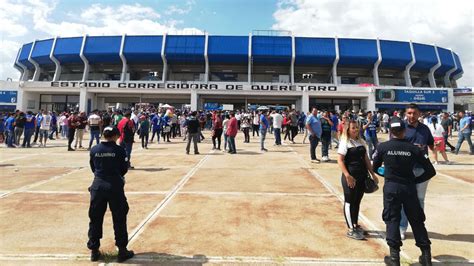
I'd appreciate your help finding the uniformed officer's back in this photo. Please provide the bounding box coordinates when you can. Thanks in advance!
[90,140,128,185]
[374,138,435,185]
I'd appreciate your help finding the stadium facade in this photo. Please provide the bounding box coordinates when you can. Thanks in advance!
[0,33,464,113]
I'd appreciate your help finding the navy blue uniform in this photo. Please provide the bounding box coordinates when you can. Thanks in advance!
[87,141,129,250]
[373,138,435,250]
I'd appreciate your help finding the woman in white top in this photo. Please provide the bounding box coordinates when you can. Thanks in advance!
[223,114,230,151]
[337,120,379,240]
[428,117,449,164]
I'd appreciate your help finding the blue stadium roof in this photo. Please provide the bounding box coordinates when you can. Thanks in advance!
[16,35,463,77]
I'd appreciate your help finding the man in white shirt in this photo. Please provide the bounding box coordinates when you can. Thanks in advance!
[39,110,52,147]
[271,111,283,145]
[382,112,389,133]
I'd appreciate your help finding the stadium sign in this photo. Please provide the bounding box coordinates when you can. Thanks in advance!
[50,81,337,92]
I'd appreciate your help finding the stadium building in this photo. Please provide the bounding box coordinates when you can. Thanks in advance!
[0,32,464,113]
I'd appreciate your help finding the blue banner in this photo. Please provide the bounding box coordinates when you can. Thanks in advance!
[376,89,448,103]
[204,102,222,111]
[0,91,17,103]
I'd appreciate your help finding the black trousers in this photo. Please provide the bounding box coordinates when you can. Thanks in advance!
[290,125,298,141]
[243,128,250,142]
[309,135,319,160]
[87,187,129,250]
[212,128,223,149]
[68,128,76,149]
[383,181,431,249]
[252,124,259,136]
[341,174,365,228]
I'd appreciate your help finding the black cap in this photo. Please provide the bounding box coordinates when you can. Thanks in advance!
[103,126,120,137]
[390,117,405,129]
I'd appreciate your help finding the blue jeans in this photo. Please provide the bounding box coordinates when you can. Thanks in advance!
[62,125,69,138]
[455,132,473,154]
[6,129,14,147]
[400,180,429,231]
[120,141,133,167]
[22,128,34,147]
[227,136,236,153]
[321,135,330,157]
[89,130,100,148]
[274,128,281,145]
[365,136,378,159]
[260,129,267,150]
[309,135,320,160]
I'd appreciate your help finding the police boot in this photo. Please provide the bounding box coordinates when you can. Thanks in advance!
[384,247,400,266]
[117,247,134,262]
[419,247,432,266]
[90,249,101,262]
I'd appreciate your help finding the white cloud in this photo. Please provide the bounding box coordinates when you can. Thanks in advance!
[165,0,195,15]
[0,0,203,81]
[272,0,474,87]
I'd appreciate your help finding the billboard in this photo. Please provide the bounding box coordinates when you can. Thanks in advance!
[376,89,448,103]
[0,91,17,104]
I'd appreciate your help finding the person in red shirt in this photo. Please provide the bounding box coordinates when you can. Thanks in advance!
[226,112,238,154]
[118,112,135,169]
[212,111,223,150]
[67,112,80,151]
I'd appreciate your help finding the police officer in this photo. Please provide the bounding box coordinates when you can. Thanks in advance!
[87,126,134,262]
[372,117,436,266]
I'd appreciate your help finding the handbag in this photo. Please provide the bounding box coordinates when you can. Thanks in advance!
[364,175,379,193]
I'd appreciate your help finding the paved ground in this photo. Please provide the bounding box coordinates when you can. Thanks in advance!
[0,130,473,265]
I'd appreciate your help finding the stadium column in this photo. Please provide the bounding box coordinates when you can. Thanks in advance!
[367,87,376,111]
[28,40,41,81]
[301,89,309,113]
[248,33,252,84]
[373,38,382,86]
[447,89,454,113]
[79,35,89,82]
[429,45,441,88]
[191,89,198,111]
[291,35,295,85]
[16,86,26,111]
[119,34,128,82]
[204,33,209,83]
[444,50,458,88]
[50,36,62,82]
[161,33,168,83]
[332,36,339,85]
[13,48,25,81]
[79,86,95,113]
[404,40,416,87]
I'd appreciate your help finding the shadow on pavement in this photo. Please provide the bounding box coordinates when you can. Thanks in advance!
[425,232,474,243]
[122,253,209,265]
[132,168,170,172]
[409,254,471,265]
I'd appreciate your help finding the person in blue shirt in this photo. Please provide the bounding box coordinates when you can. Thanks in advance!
[399,103,434,241]
[363,111,378,159]
[330,111,339,149]
[259,110,269,152]
[150,113,161,143]
[306,108,322,162]
[5,113,16,147]
[0,113,5,144]
[454,111,473,155]
[32,111,43,145]
[22,111,36,148]
[48,112,58,140]
[298,112,306,133]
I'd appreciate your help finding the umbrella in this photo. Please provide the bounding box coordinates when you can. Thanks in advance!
[161,104,173,108]
[257,106,269,110]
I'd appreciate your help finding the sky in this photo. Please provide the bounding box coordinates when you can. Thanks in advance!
[0,0,472,87]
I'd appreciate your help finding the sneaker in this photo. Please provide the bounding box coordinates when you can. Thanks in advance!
[355,225,368,236]
[346,229,365,240]
[433,161,439,165]
[117,249,134,263]
[68,148,75,151]
[311,158,321,163]
[322,156,330,162]
[400,228,406,240]
[261,148,268,152]
[90,249,101,262]
[194,152,200,155]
